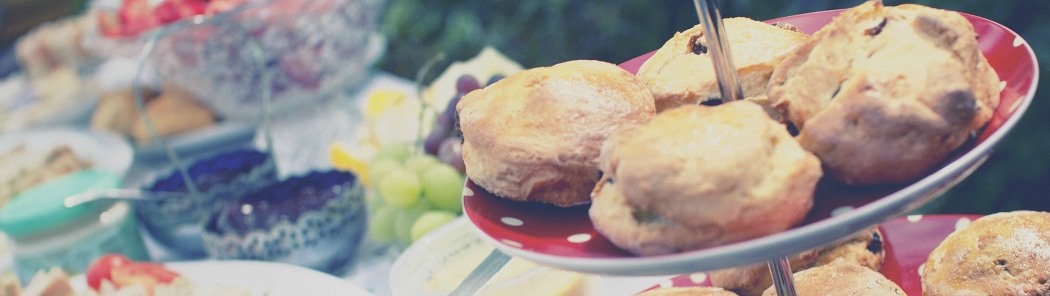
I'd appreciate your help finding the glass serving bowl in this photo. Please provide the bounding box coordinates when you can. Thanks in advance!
[82,0,386,120]
[137,148,277,255]
[201,170,368,273]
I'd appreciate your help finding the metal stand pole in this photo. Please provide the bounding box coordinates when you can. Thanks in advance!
[768,258,798,296]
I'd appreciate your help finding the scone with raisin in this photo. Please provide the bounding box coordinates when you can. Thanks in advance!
[637,18,809,111]
[590,101,821,255]
[710,228,885,296]
[638,287,739,296]
[761,259,906,296]
[457,60,656,206]
[922,211,1050,296]
[767,0,1000,184]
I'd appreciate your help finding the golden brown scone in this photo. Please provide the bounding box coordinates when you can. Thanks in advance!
[132,87,216,144]
[637,18,809,111]
[922,211,1050,296]
[638,287,739,296]
[761,259,905,296]
[457,60,656,206]
[710,228,885,296]
[590,101,821,255]
[767,0,1001,185]
[91,88,159,135]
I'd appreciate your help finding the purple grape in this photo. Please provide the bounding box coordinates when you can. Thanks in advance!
[424,123,451,155]
[486,74,505,86]
[438,138,465,173]
[456,75,481,94]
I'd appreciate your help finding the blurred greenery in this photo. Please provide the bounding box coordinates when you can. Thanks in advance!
[377,0,1050,215]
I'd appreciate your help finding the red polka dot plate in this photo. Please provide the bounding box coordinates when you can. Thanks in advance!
[463,9,1037,276]
[638,214,983,296]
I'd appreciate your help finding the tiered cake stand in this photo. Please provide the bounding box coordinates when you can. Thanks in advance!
[460,3,1038,296]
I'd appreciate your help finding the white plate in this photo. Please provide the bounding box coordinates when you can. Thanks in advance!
[0,128,133,177]
[71,261,374,296]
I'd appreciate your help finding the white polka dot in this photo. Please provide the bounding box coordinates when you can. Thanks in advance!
[955,217,972,230]
[831,206,855,216]
[659,279,674,288]
[689,273,708,284]
[1013,36,1024,47]
[567,233,591,243]
[462,187,475,197]
[907,215,923,223]
[918,263,925,275]
[999,80,1007,92]
[501,239,523,248]
[500,217,524,226]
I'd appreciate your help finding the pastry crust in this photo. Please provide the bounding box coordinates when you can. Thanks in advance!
[590,101,820,255]
[760,259,905,296]
[767,0,1000,184]
[921,211,1050,296]
[638,287,739,296]
[637,18,809,111]
[710,228,885,296]
[457,60,656,206]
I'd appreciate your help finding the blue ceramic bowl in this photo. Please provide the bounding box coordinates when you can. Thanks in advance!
[136,148,277,255]
[201,170,367,273]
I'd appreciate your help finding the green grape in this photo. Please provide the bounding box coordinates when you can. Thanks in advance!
[410,211,458,242]
[422,164,466,213]
[368,205,399,242]
[366,190,384,213]
[378,169,423,208]
[369,158,402,187]
[395,203,429,246]
[374,142,413,163]
[404,154,441,177]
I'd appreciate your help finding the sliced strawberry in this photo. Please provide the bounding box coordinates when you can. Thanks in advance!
[110,262,181,294]
[205,0,248,15]
[153,1,182,24]
[119,0,158,36]
[96,11,124,38]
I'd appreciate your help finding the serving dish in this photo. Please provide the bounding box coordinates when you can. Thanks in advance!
[69,260,375,295]
[641,214,982,296]
[462,9,1038,275]
[201,170,367,273]
[84,0,386,120]
[0,128,133,177]
[137,148,276,255]
[132,121,258,162]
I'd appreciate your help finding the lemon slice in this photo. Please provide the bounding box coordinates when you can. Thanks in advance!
[330,141,372,185]
[365,89,407,122]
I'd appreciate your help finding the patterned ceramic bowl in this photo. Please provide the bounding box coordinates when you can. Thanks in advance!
[137,148,277,255]
[201,170,367,273]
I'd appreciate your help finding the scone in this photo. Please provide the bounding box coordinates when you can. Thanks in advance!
[710,228,884,296]
[921,211,1050,296]
[131,87,217,144]
[767,0,1001,184]
[761,259,905,296]
[457,60,656,206]
[589,101,821,255]
[638,287,739,296]
[637,18,809,111]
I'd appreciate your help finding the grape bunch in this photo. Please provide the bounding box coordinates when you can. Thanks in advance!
[423,74,504,173]
[367,143,465,246]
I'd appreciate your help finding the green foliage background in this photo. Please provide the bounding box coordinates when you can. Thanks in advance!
[377,0,1050,215]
